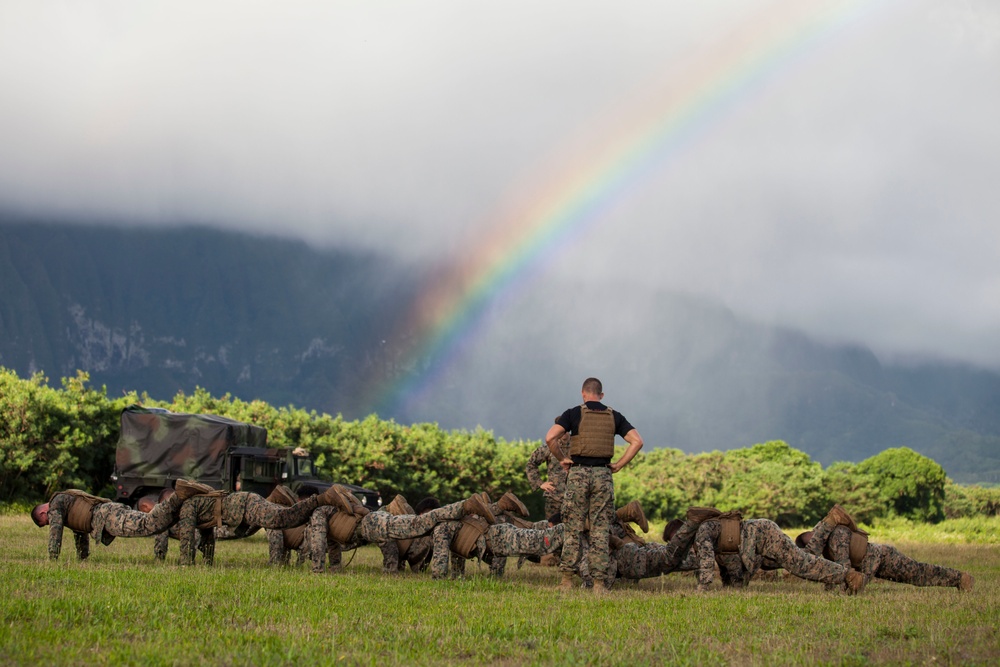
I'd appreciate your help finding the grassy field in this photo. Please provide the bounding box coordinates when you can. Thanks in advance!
[0,514,997,666]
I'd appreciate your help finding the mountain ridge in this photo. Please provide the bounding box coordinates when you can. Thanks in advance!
[2,216,997,484]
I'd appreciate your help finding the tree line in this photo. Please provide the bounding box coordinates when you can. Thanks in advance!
[2,368,997,525]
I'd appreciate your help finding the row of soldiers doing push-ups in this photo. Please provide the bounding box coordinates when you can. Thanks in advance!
[30,481,973,594]
[31,376,973,594]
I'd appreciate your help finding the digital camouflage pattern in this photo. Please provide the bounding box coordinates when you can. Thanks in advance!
[357,500,467,544]
[610,541,700,582]
[46,492,181,561]
[525,440,568,518]
[806,522,964,588]
[267,527,310,567]
[695,518,849,590]
[559,466,614,583]
[430,520,564,579]
[398,535,433,573]
[307,505,354,574]
[176,492,321,565]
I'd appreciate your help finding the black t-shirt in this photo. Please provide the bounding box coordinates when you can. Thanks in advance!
[554,401,636,466]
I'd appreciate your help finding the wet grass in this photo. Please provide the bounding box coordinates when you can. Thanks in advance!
[1,514,997,666]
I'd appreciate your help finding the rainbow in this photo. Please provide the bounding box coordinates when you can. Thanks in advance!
[367,0,891,419]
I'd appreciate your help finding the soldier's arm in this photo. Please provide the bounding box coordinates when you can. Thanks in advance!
[176,501,199,565]
[73,530,90,561]
[525,446,545,490]
[545,425,572,470]
[695,522,720,589]
[153,531,169,561]
[379,540,400,574]
[267,529,287,566]
[47,503,66,561]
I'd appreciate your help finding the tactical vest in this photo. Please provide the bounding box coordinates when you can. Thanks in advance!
[194,491,229,530]
[717,511,743,554]
[327,507,366,544]
[848,528,869,568]
[54,490,110,534]
[569,405,615,458]
[451,516,489,558]
[282,525,307,550]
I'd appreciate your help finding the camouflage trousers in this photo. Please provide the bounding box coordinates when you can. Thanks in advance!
[807,522,962,588]
[696,519,847,588]
[93,497,179,539]
[242,494,321,530]
[358,500,465,544]
[560,466,614,580]
[863,543,963,587]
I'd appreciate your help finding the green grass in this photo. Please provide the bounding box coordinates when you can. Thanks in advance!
[1,514,997,666]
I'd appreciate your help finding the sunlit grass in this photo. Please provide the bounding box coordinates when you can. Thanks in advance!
[1,514,996,666]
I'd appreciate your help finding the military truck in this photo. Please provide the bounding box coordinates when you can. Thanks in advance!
[111,405,380,509]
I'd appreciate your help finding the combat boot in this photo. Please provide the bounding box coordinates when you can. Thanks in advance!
[823,505,857,529]
[558,573,575,590]
[498,491,529,517]
[266,485,297,507]
[958,572,974,591]
[609,534,625,550]
[463,493,496,524]
[316,485,354,514]
[174,479,214,501]
[616,500,649,533]
[844,569,866,595]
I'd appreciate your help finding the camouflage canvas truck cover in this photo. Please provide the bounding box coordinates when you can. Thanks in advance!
[113,406,270,502]
[112,405,381,509]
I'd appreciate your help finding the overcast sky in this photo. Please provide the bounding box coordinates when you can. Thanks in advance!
[2,0,999,369]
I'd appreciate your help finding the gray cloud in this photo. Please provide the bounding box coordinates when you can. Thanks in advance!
[1,0,998,368]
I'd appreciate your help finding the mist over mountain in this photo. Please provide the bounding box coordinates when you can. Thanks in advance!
[2,218,998,484]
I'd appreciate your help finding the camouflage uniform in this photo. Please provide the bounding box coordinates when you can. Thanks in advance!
[805,522,964,588]
[45,491,180,561]
[175,491,321,565]
[553,399,637,587]
[525,441,568,518]
[306,505,352,574]
[610,541,700,582]
[695,518,849,590]
[153,525,211,562]
[398,535,434,573]
[430,520,564,579]
[560,466,615,583]
[267,524,310,567]
[312,499,473,574]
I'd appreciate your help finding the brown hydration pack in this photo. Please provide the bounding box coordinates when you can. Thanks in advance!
[569,405,615,459]
[57,490,110,534]
[327,508,364,544]
[283,524,307,550]
[717,511,743,554]
[194,491,229,530]
[848,528,869,568]
[451,516,490,558]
